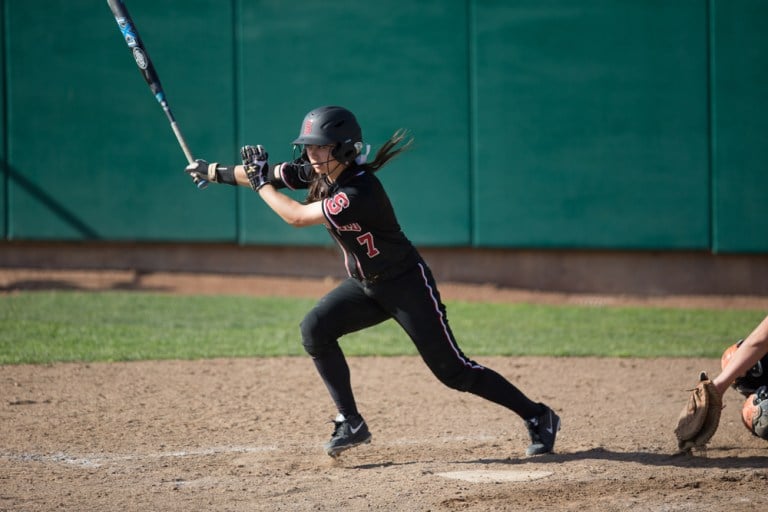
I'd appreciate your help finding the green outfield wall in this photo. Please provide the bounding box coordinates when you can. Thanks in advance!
[1,0,766,252]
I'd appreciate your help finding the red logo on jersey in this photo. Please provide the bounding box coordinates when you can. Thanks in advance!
[326,192,351,215]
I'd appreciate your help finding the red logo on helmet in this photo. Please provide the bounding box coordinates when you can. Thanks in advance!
[303,119,313,135]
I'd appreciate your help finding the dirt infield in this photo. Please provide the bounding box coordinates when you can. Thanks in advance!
[1,269,767,511]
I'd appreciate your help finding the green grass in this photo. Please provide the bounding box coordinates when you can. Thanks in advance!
[0,291,764,364]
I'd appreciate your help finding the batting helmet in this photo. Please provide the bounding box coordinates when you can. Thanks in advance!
[741,386,768,440]
[292,106,363,165]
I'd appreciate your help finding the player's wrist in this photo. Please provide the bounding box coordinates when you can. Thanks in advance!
[212,165,238,185]
[257,182,275,194]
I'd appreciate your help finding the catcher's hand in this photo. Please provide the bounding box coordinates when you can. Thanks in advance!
[674,371,723,452]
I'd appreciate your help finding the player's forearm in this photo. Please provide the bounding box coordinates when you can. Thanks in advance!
[257,185,324,227]
[231,164,250,187]
[713,314,768,394]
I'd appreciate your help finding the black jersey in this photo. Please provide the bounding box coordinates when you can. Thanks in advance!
[280,163,419,282]
[734,351,768,396]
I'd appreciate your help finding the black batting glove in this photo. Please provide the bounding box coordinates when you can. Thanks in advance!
[184,159,220,184]
[240,145,270,191]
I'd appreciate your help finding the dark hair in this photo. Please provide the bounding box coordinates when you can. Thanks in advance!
[305,129,413,203]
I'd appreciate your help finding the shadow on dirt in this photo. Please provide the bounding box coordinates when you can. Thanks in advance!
[0,275,168,293]
[455,446,766,470]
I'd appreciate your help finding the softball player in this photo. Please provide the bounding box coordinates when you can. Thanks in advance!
[716,315,768,440]
[185,106,560,457]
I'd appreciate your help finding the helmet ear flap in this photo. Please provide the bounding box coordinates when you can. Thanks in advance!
[331,139,361,165]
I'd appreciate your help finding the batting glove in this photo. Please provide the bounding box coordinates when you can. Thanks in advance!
[240,145,270,191]
[185,159,220,183]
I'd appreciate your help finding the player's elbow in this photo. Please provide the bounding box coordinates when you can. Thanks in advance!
[285,217,308,228]
[271,200,324,228]
[281,213,318,228]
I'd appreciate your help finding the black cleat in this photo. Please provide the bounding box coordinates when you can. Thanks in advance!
[525,405,561,456]
[324,414,372,457]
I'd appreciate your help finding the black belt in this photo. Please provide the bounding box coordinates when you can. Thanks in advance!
[353,253,420,285]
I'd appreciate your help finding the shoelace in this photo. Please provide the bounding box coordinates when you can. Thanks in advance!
[526,419,542,441]
[330,420,346,438]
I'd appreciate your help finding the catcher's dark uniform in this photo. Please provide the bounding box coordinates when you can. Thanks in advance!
[279,163,544,421]
[731,343,768,397]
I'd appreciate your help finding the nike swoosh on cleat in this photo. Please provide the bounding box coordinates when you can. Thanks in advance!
[545,413,559,434]
[350,422,365,434]
[547,417,561,435]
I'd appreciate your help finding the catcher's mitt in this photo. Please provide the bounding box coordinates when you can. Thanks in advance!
[674,371,723,452]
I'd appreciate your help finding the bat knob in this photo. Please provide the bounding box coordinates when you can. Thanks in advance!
[192,176,209,190]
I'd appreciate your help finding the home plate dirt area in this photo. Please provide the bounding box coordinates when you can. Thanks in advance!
[1,270,767,511]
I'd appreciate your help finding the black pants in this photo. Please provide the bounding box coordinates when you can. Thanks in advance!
[300,261,543,421]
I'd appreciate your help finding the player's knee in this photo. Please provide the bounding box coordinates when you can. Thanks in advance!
[433,366,478,392]
[300,309,334,357]
[742,386,768,441]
